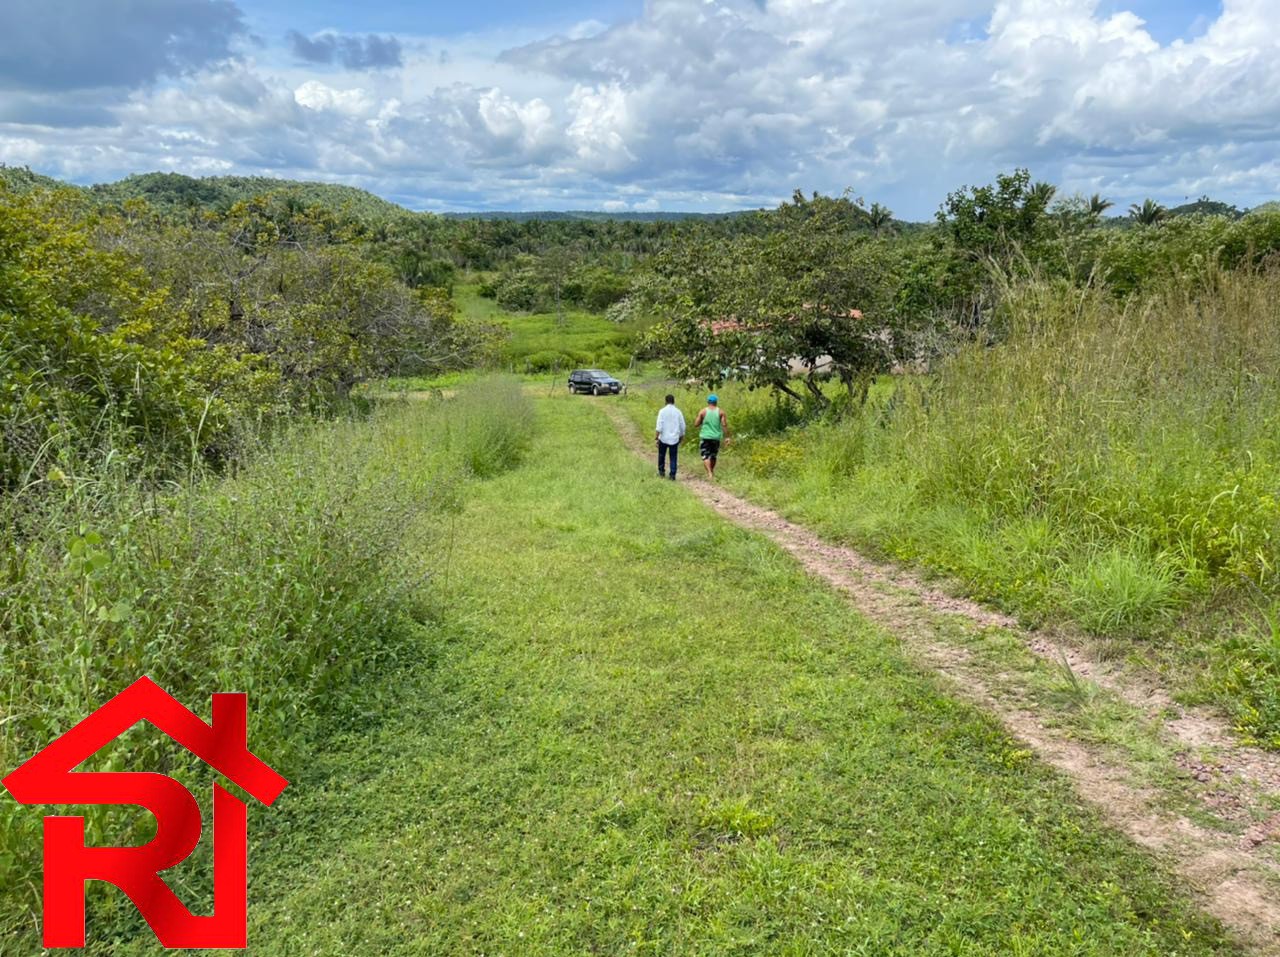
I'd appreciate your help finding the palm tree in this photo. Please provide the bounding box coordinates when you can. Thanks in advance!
[1128,199,1167,225]
[1028,181,1057,210]
[1087,194,1113,218]
[867,202,894,235]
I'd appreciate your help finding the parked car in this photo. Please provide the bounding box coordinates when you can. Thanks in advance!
[568,369,622,395]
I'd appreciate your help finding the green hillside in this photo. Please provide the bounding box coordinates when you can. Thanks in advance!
[0,166,406,221]
[0,165,69,194]
[89,172,407,219]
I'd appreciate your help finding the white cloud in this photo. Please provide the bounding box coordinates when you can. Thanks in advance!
[294,80,374,116]
[566,83,636,171]
[2,0,1277,214]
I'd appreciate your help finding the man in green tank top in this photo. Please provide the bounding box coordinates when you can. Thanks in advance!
[694,394,730,481]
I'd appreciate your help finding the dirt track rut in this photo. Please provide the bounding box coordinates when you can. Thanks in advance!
[605,403,1280,953]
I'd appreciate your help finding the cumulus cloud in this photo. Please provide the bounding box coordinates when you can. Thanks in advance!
[287,30,403,70]
[294,81,376,117]
[494,0,1280,210]
[0,0,245,92]
[2,0,1278,214]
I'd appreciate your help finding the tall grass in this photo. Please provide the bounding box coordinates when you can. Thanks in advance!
[632,267,1280,743]
[0,378,533,938]
[892,269,1280,589]
[443,377,534,477]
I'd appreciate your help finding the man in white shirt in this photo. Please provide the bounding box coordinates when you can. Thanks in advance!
[655,394,687,480]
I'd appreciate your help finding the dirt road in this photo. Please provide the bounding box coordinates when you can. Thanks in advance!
[605,402,1280,953]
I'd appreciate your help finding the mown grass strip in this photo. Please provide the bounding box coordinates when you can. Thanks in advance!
[103,393,1240,956]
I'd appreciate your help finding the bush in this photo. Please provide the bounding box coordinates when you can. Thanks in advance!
[576,266,630,310]
[0,378,533,938]
[592,347,631,372]
[522,350,575,373]
[605,296,642,324]
[443,376,533,477]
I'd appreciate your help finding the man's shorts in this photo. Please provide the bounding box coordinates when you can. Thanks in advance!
[700,439,721,461]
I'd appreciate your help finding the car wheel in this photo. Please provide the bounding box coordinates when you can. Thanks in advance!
[568,384,575,393]
[592,385,600,396]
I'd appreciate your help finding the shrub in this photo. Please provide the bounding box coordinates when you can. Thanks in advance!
[0,378,533,937]
[604,296,642,325]
[576,266,630,310]
[443,376,533,478]
[1065,546,1181,636]
[522,350,575,373]
[592,347,631,372]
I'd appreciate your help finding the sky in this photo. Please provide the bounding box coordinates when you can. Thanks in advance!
[0,0,1276,218]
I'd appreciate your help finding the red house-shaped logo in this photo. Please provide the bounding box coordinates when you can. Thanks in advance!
[1,677,288,949]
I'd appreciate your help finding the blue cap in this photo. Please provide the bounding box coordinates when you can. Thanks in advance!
[707,394,718,404]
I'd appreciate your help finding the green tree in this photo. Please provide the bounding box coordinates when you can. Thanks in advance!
[1088,194,1114,218]
[934,169,1056,326]
[1129,199,1167,226]
[867,202,895,236]
[644,219,908,405]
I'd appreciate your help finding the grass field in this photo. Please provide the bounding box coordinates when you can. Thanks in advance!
[456,281,644,373]
[0,380,535,947]
[620,270,1280,750]
[84,392,1240,956]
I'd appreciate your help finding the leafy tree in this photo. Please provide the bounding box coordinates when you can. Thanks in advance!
[643,216,909,405]
[1129,199,1167,226]
[1087,194,1114,218]
[1029,181,1058,209]
[0,188,267,481]
[574,265,631,311]
[1168,195,1242,219]
[867,202,895,236]
[934,169,1055,326]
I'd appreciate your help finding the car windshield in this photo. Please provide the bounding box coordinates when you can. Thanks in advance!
[589,370,611,377]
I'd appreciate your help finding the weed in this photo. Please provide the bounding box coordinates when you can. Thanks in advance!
[0,379,534,941]
[1066,546,1180,636]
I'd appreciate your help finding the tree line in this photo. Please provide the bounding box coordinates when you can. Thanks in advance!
[634,171,1280,403]
[0,186,488,487]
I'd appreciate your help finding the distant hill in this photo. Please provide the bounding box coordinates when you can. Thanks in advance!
[439,209,760,222]
[1168,196,1244,219]
[0,168,761,223]
[89,172,406,220]
[0,167,406,222]
[0,165,69,194]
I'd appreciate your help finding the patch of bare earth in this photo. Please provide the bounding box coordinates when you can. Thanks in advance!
[605,405,1280,953]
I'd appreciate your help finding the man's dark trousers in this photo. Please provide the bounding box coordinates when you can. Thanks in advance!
[658,441,679,479]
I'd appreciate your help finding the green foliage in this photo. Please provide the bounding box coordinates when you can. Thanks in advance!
[454,283,640,372]
[574,264,630,310]
[488,255,632,314]
[0,164,66,194]
[938,169,1054,260]
[1169,195,1242,220]
[168,394,1235,957]
[1216,602,1280,748]
[628,264,1280,740]
[90,172,406,222]
[933,169,1056,317]
[0,185,486,484]
[442,376,534,477]
[0,187,269,482]
[1066,547,1180,635]
[521,349,576,373]
[491,255,547,311]
[0,381,533,939]
[642,199,913,403]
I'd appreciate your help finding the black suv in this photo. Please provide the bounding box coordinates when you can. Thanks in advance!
[568,369,622,395]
